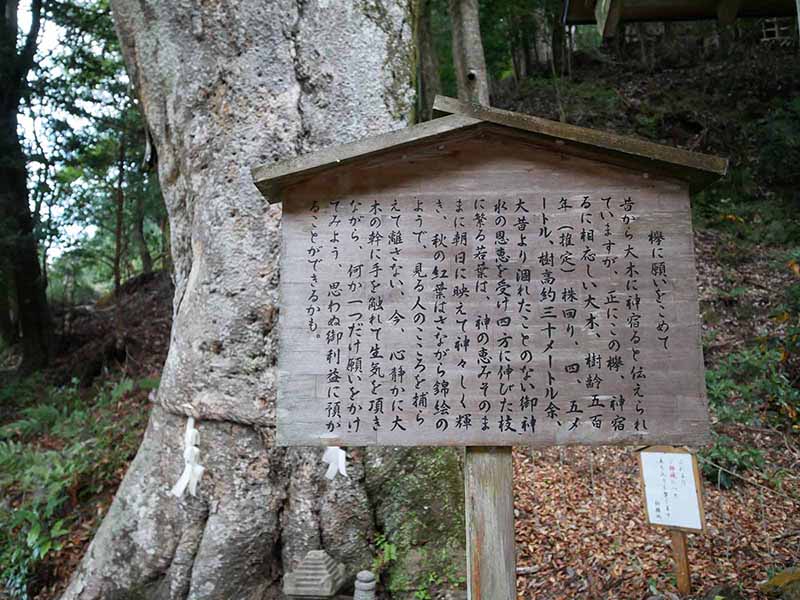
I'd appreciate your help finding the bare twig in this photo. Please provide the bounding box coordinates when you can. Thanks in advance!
[698,456,800,506]
[772,529,800,542]
[516,566,540,575]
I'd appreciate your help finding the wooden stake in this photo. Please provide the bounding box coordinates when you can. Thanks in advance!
[464,447,515,600]
[669,529,691,596]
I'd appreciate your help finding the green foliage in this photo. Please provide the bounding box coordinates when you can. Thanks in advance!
[0,404,62,438]
[699,434,764,489]
[428,0,567,96]
[372,533,398,576]
[45,251,100,305]
[783,282,800,315]
[21,0,167,301]
[518,76,620,118]
[706,345,800,428]
[634,113,661,139]
[690,98,800,250]
[757,97,800,188]
[0,376,154,598]
[428,0,457,98]
[572,24,602,51]
[692,168,800,247]
[0,376,44,411]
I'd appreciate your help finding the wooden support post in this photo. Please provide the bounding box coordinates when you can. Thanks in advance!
[464,446,516,600]
[669,529,691,597]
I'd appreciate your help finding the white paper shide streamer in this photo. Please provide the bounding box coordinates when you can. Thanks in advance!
[170,417,205,497]
[322,446,347,480]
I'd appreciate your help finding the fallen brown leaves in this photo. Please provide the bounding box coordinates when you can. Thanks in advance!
[513,434,799,600]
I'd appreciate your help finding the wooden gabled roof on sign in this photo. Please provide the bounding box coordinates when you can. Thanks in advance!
[251,95,728,202]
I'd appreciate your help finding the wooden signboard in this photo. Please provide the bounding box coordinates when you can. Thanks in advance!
[253,97,726,600]
[638,446,706,596]
[639,446,705,532]
[270,123,714,448]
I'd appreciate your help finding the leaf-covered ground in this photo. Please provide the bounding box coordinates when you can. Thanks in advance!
[514,435,799,600]
[512,226,799,600]
[504,43,800,599]
[4,41,799,600]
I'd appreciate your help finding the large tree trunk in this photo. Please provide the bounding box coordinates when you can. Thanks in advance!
[61,2,463,599]
[448,0,490,104]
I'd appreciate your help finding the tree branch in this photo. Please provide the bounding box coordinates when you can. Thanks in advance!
[16,0,42,84]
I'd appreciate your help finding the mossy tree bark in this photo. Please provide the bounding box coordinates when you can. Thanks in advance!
[60,2,464,599]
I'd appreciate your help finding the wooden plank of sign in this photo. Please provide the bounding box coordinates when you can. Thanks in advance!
[638,445,706,533]
[277,132,710,447]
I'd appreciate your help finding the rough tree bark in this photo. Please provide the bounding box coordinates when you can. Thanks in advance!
[61,2,463,599]
[159,214,172,273]
[448,0,490,104]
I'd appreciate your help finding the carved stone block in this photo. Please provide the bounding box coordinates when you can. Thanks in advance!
[283,550,347,599]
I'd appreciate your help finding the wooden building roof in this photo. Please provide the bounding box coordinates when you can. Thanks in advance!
[252,95,727,202]
[563,0,796,34]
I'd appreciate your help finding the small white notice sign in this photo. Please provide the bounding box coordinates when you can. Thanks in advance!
[639,447,705,532]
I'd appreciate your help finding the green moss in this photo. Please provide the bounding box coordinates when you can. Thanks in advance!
[366,447,466,597]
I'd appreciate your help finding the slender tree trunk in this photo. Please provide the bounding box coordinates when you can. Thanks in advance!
[550,17,565,76]
[160,214,172,273]
[417,0,442,122]
[61,2,464,599]
[0,111,51,372]
[449,0,490,104]
[521,19,534,78]
[0,266,14,345]
[636,23,648,68]
[113,139,127,353]
[41,244,48,291]
[532,7,551,67]
[114,139,125,296]
[133,187,153,274]
[509,15,526,82]
[0,0,50,372]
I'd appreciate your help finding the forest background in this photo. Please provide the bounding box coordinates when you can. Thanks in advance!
[0,0,799,599]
